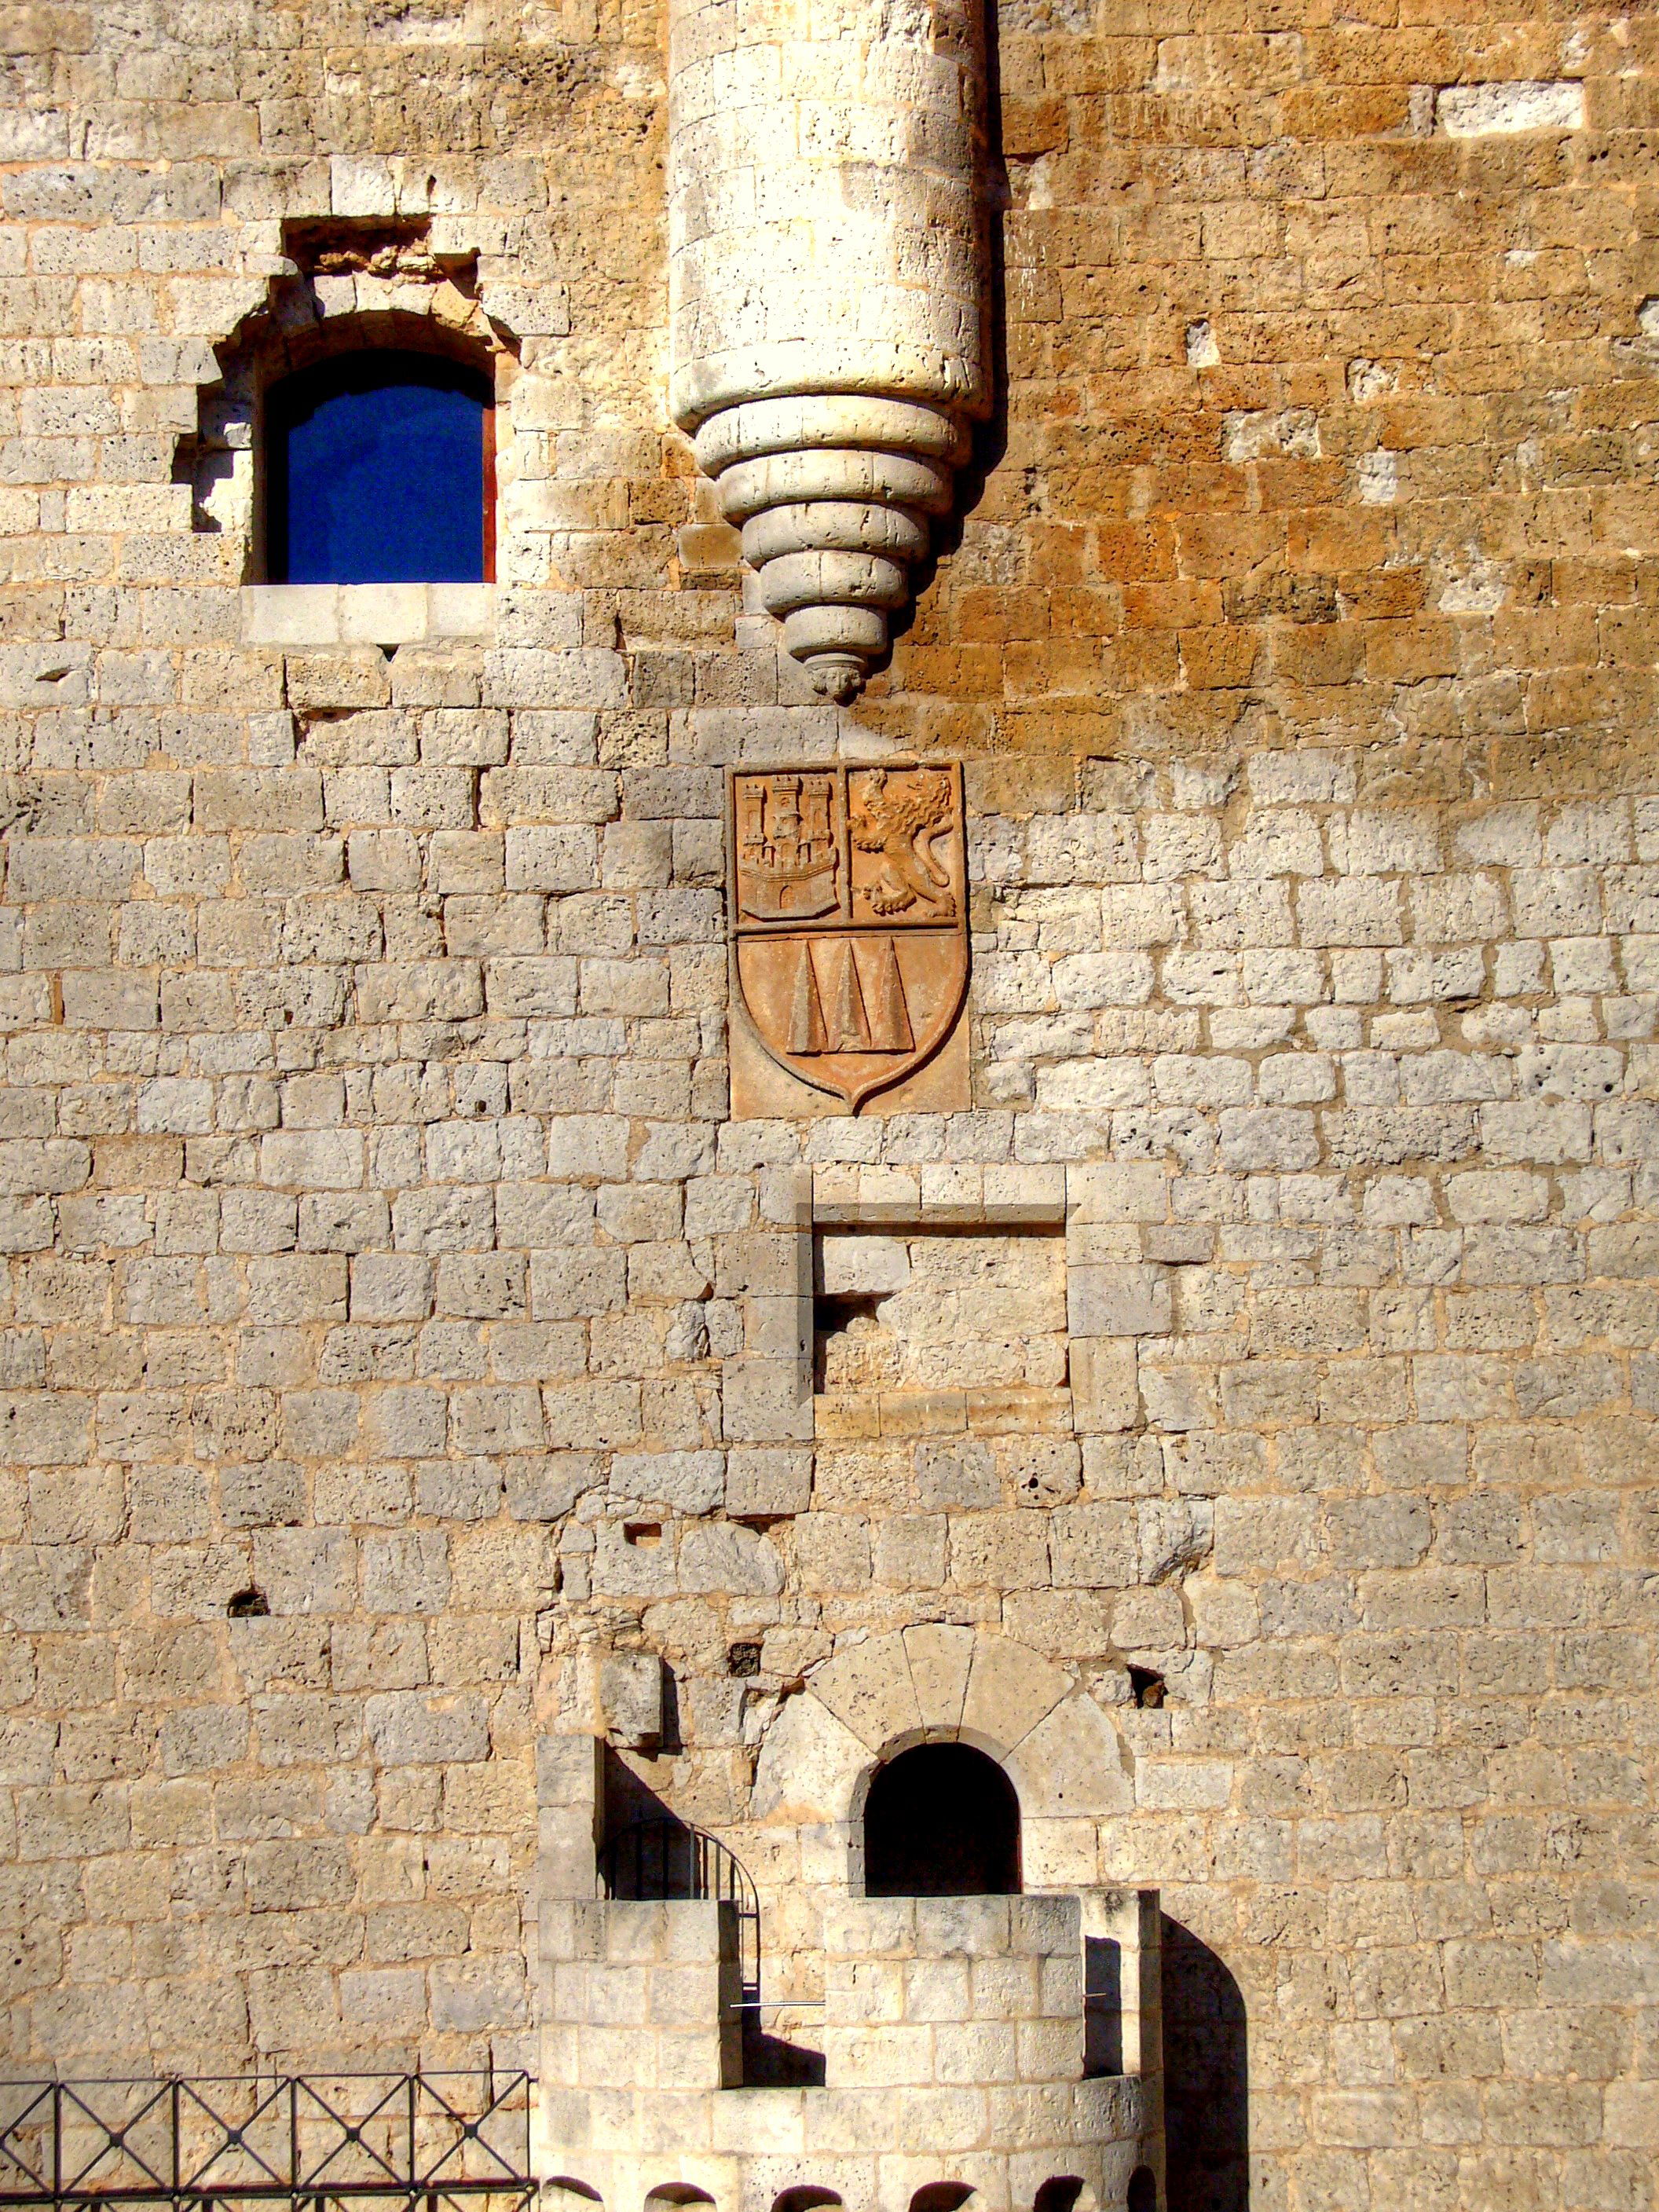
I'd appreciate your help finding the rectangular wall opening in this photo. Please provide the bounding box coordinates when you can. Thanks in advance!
[812,1225,1068,1435]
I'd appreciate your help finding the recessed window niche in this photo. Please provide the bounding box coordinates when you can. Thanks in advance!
[178,218,513,648]
[862,1741,1022,1897]
[812,1221,1069,1437]
[266,350,495,586]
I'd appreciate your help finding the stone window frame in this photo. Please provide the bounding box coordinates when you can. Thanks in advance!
[241,317,503,647]
[185,226,519,648]
[721,1163,1160,1458]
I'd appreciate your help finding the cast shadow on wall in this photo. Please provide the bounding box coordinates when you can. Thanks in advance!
[599,1748,825,2089]
[1161,1920,1249,2212]
[878,0,1010,676]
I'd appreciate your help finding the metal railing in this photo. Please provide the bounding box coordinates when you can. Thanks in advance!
[599,1819,761,2011]
[0,2074,533,2212]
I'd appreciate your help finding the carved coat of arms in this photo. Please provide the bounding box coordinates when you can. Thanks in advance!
[727,761,969,1113]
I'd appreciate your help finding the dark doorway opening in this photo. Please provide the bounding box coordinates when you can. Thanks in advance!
[862,1741,1020,1897]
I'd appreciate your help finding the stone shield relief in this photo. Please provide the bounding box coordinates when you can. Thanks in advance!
[727,762,970,1115]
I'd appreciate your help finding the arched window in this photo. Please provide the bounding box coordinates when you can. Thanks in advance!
[266,349,494,584]
[909,2190,974,2212]
[1032,2182,1089,2212]
[862,1741,1020,1898]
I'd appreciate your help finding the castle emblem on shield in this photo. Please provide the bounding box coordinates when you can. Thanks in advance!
[727,762,969,1112]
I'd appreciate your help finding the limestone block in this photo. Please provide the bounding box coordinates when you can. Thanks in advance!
[810,1632,922,1755]
[752,1690,869,1826]
[1068,1342,1140,1434]
[903,1622,976,1734]
[934,2020,1019,2085]
[904,1957,973,2023]
[824,1895,917,1961]
[819,1233,912,1297]
[1021,1820,1098,1892]
[1436,80,1584,135]
[723,1358,814,1445]
[823,2022,934,2088]
[875,2135,1005,2200]
[599,1650,665,1749]
[959,1635,1070,1756]
[968,1954,1043,2022]
[914,1896,1016,1965]
[1067,1265,1171,1339]
[725,1447,811,1518]
[708,2102,810,2159]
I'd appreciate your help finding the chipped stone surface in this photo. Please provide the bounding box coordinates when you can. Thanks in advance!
[1436,80,1586,137]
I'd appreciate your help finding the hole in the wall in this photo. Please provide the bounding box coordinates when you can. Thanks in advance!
[282,218,438,274]
[812,1291,895,1393]
[727,1642,762,1677]
[226,1587,269,1617]
[644,2191,715,2211]
[1033,2182,1088,2212]
[1126,2175,1158,2212]
[910,2188,976,2212]
[624,1522,661,1548]
[773,2192,841,2212]
[1129,1666,1166,1709]
[864,1741,1020,1898]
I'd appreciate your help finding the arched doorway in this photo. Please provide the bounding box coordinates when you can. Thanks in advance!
[862,1741,1020,1896]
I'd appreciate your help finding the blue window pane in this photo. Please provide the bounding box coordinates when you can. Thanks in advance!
[268,353,489,584]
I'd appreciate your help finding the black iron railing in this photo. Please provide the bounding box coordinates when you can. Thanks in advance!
[599,1820,761,2011]
[0,2074,533,2212]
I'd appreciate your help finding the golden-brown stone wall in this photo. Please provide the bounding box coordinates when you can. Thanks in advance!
[0,5,1655,2209]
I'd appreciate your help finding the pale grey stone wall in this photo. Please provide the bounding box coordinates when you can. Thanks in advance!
[0,8,1655,2212]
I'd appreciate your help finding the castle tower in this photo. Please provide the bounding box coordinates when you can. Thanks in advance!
[0,16,1650,2212]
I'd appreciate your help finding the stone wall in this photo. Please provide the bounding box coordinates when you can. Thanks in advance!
[1,4,1657,2210]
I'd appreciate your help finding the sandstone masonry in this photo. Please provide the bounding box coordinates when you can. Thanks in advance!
[0,5,1657,2212]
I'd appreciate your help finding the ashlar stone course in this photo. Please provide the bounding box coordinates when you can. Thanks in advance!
[0,5,1654,2212]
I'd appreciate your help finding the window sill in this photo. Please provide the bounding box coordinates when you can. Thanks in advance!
[241,583,494,647]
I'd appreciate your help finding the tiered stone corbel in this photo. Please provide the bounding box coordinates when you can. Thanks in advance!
[668,0,990,699]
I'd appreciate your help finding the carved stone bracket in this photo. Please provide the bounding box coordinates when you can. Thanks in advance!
[668,0,990,698]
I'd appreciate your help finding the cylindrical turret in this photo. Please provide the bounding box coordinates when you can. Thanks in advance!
[668,0,990,699]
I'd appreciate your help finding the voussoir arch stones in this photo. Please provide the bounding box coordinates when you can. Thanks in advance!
[751,1628,1133,1827]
